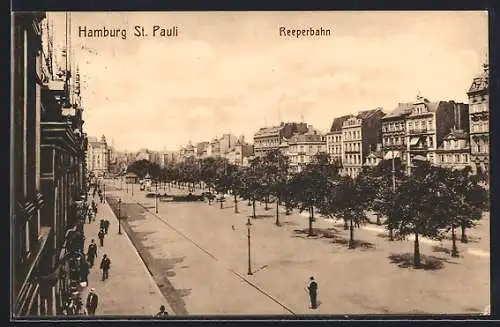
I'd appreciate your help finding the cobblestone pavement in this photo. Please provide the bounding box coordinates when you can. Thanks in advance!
[105,180,489,316]
[80,193,172,316]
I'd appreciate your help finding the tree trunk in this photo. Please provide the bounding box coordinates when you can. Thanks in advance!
[285,204,291,215]
[349,218,355,249]
[275,197,280,226]
[234,193,239,214]
[247,199,251,206]
[414,232,421,268]
[451,225,459,257]
[344,219,348,230]
[308,207,313,236]
[208,186,212,205]
[460,223,468,243]
[220,194,224,209]
[376,214,381,225]
[265,197,269,210]
[252,199,256,218]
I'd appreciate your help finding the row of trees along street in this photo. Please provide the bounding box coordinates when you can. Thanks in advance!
[124,150,489,268]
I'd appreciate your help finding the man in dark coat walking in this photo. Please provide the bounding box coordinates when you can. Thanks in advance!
[100,254,111,281]
[98,229,105,247]
[87,239,98,267]
[86,288,98,315]
[104,219,110,234]
[307,276,318,309]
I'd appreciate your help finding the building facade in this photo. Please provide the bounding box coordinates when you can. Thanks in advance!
[467,64,489,176]
[253,122,308,158]
[381,102,413,165]
[326,115,351,166]
[287,129,327,173]
[12,12,87,317]
[342,108,385,178]
[405,95,468,173]
[86,135,108,175]
[435,129,471,170]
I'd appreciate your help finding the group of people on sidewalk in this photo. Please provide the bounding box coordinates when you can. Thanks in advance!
[63,185,113,316]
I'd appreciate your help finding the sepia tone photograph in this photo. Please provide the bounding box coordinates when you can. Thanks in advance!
[11,11,490,318]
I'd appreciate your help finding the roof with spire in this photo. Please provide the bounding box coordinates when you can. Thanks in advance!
[468,63,489,94]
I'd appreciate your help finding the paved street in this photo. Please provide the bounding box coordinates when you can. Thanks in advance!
[104,179,489,316]
[80,194,172,316]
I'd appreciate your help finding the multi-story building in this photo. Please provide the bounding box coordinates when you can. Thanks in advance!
[405,95,468,172]
[253,122,308,158]
[196,141,209,159]
[381,102,413,164]
[287,128,327,173]
[326,115,351,165]
[226,136,254,166]
[86,135,108,175]
[342,108,385,178]
[435,129,471,170]
[467,63,489,176]
[219,133,238,157]
[206,138,220,158]
[136,148,151,161]
[12,12,87,316]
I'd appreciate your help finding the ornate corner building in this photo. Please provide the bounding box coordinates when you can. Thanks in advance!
[467,64,489,176]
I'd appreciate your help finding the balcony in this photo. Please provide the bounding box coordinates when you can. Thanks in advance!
[408,128,434,135]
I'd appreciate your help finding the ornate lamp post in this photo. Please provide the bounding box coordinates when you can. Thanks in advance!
[246,218,253,275]
[118,198,122,235]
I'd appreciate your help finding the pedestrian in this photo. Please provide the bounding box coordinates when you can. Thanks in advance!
[87,239,98,267]
[86,288,99,315]
[98,229,105,247]
[93,188,97,198]
[87,209,92,224]
[307,276,318,309]
[100,254,111,281]
[92,200,97,214]
[80,258,89,284]
[99,219,105,231]
[155,305,168,317]
[104,219,110,234]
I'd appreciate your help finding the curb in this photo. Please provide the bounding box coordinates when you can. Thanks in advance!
[102,195,174,315]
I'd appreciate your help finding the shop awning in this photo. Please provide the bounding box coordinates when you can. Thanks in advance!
[384,151,401,160]
[410,137,420,146]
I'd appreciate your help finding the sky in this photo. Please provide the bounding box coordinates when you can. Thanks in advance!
[47,11,488,152]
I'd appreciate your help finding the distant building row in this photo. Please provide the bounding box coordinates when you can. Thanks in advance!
[249,64,489,178]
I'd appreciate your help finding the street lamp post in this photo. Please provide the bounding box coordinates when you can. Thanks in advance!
[118,198,122,235]
[103,184,106,203]
[155,180,158,214]
[132,182,134,196]
[126,181,129,193]
[246,218,253,275]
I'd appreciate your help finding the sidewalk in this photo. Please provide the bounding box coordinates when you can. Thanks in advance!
[80,194,172,316]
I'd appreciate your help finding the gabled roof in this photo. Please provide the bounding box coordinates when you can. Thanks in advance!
[329,115,352,132]
[356,108,384,120]
[383,102,413,119]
